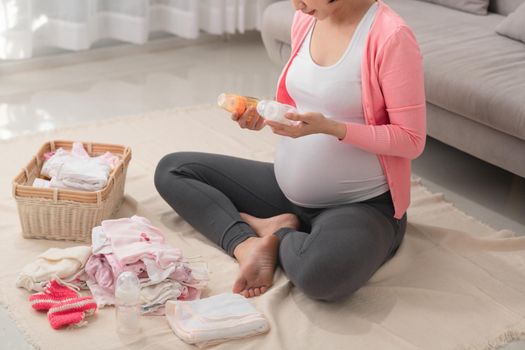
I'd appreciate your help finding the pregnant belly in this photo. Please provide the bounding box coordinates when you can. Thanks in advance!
[274,134,387,207]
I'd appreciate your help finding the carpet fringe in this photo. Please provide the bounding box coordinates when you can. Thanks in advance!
[460,322,525,350]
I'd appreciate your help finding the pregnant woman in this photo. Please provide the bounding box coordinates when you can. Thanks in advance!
[155,0,426,301]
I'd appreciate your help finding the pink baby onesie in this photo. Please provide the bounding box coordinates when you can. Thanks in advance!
[102,216,184,268]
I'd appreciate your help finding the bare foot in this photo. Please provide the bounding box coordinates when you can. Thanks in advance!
[232,235,280,298]
[239,212,300,238]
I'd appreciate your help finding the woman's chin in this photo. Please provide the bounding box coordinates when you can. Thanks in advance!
[302,9,316,16]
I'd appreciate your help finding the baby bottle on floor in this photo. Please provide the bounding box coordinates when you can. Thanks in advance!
[217,93,260,115]
[115,271,141,334]
[256,100,300,126]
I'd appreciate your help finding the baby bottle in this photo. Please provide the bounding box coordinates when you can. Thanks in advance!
[217,93,260,115]
[115,271,141,334]
[256,100,300,126]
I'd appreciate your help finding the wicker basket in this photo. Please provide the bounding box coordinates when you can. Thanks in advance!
[12,140,132,242]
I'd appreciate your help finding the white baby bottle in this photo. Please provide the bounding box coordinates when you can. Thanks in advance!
[115,271,141,334]
[256,100,300,126]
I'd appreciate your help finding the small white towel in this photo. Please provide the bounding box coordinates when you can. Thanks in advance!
[40,142,117,191]
[16,246,92,291]
[46,157,111,191]
[165,293,270,348]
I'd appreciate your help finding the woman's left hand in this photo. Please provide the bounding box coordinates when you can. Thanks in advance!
[265,112,345,139]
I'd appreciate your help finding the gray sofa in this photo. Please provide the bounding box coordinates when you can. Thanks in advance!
[261,0,525,177]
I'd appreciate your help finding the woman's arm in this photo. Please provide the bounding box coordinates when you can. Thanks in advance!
[339,26,427,160]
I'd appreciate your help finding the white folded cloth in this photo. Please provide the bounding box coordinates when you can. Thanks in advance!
[141,280,183,314]
[32,178,51,188]
[41,142,117,191]
[16,246,92,291]
[46,157,111,191]
[165,293,270,348]
[91,226,112,255]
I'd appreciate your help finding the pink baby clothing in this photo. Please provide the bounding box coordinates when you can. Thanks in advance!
[85,254,114,292]
[85,253,146,293]
[103,216,205,295]
[28,279,97,330]
[29,280,80,311]
[86,278,115,308]
[86,216,208,312]
[47,296,97,329]
[103,216,184,268]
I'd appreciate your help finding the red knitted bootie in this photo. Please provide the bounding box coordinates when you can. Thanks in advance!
[47,296,97,330]
[29,280,80,311]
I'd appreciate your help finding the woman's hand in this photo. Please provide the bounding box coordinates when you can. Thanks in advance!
[265,112,347,139]
[231,106,265,131]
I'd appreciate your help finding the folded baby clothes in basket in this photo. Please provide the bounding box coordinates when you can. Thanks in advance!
[49,159,111,191]
[165,293,270,348]
[40,142,118,191]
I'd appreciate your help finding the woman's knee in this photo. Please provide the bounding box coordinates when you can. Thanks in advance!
[291,256,365,302]
[154,152,193,193]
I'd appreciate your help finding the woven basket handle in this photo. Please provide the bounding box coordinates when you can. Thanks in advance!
[12,182,17,198]
[24,167,30,182]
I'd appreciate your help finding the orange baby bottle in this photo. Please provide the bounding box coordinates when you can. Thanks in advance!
[217,93,260,115]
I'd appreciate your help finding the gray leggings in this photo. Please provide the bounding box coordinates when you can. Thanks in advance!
[154,152,407,302]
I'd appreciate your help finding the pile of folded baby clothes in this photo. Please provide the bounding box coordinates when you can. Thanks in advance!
[34,141,120,191]
[84,215,209,315]
[16,214,208,316]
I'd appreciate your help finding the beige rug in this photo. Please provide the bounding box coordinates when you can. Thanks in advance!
[1,105,525,350]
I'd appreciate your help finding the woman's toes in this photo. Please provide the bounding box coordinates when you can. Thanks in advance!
[260,286,268,294]
[232,275,247,294]
[254,287,261,296]
[248,289,255,298]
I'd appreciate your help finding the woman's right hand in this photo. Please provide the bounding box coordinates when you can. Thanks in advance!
[231,106,265,131]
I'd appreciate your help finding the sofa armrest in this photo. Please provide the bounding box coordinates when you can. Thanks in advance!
[261,1,294,66]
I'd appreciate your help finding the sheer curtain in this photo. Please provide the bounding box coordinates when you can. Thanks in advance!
[0,0,278,60]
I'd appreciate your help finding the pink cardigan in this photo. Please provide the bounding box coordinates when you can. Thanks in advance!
[275,0,426,219]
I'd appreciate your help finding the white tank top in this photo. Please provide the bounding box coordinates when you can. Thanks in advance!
[274,2,388,208]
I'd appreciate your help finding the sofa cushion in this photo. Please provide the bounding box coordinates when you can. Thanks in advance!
[418,0,490,15]
[496,2,525,43]
[489,0,524,15]
[387,0,525,141]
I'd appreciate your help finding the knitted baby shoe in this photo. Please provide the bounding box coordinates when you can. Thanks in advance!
[47,296,97,330]
[29,280,80,311]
